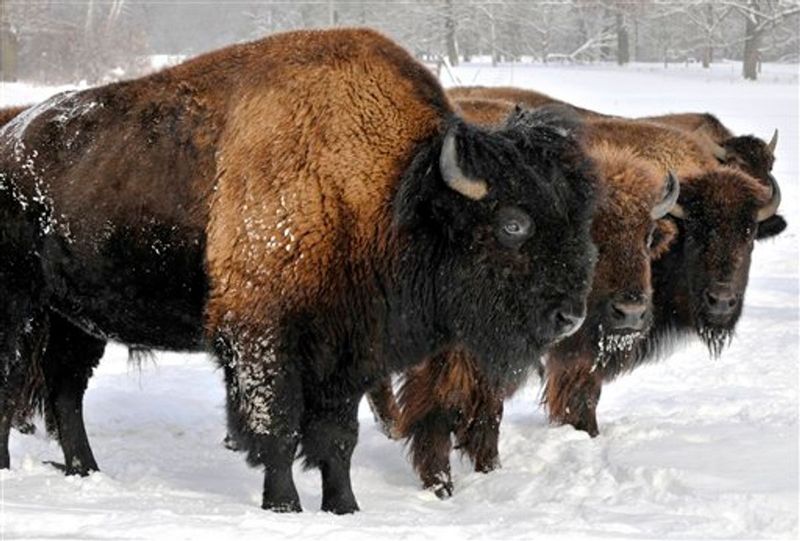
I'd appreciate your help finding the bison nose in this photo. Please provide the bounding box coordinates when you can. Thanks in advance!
[550,304,586,339]
[704,283,739,316]
[607,300,648,331]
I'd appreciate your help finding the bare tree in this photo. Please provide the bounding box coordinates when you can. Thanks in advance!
[724,0,800,79]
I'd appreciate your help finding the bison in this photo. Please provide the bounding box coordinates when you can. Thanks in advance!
[0,105,28,127]
[450,86,780,189]
[640,112,778,185]
[447,86,607,119]
[368,99,681,496]
[0,29,599,513]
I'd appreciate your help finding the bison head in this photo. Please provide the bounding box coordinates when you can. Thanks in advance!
[667,166,785,355]
[393,106,597,386]
[709,129,777,183]
[552,149,680,367]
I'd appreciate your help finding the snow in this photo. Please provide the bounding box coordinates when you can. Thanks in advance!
[2,60,798,540]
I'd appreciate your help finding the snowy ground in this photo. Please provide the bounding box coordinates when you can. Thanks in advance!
[1,60,798,540]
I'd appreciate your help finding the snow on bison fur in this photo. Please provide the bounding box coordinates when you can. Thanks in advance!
[0,29,599,513]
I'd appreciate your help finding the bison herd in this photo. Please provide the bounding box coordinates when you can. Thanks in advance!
[0,29,786,514]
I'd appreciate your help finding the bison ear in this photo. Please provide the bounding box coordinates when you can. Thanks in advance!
[650,219,678,261]
[756,214,787,240]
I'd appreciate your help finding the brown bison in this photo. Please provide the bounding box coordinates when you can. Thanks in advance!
[640,112,778,184]
[447,86,606,119]
[0,105,27,127]
[371,99,681,497]
[450,86,780,188]
[0,30,599,513]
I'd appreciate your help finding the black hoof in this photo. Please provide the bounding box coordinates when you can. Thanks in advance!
[14,420,36,435]
[262,497,302,513]
[475,457,500,474]
[45,460,98,477]
[321,494,360,515]
[222,434,241,452]
[0,454,9,470]
[430,480,453,500]
[572,417,600,438]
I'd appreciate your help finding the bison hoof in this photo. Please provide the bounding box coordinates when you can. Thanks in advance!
[66,465,97,477]
[14,420,36,435]
[321,495,360,515]
[262,499,302,513]
[222,434,241,452]
[571,416,600,438]
[67,464,99,477]
[426,477,454,500]
[0,452,9,470]
[43,460,96,477]
[475,457,500,474]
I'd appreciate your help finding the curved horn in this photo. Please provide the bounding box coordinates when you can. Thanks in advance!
[652,171,681,219]
[439,129,488,201]
[767,129,778,154]
[710,141,728,161]
[757,174,781,222]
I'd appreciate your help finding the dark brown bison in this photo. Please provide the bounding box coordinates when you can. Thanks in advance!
[0,29,599,513]
[370,99,681,497]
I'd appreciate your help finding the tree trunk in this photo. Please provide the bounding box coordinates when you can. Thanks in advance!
[444,0,458,66]
[0,0,18,82]
[702,3,713,68]
[328,0,337,27]
[742,12,760,80]
[490,9,498,67]
[616,12,629,65]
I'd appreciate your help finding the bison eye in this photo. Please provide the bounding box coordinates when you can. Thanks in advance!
[496,206,533,247]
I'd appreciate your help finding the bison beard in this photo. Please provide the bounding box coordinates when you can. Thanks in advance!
[0,29,598,513]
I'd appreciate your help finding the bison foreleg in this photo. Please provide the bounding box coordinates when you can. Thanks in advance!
[301,397,360,514]
[407,407,455,499]
[544,358,602,437]
[457,393,503,474]
[218,339,303,512]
